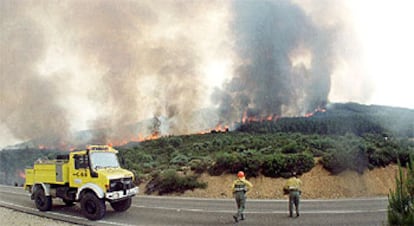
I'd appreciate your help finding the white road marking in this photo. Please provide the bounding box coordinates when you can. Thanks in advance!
[132,204,387,214]
[0,185,388,202]
[135,194,388,202]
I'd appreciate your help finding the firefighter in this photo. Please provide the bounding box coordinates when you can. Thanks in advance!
[231,171,253,222]
[284,171,302,217]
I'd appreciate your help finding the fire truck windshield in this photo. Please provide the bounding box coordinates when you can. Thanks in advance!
[90,152,120,169]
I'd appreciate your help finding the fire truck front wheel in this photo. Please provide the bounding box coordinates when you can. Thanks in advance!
[80,192,106,220]
[34,188,52,211]
[110,197,132,212]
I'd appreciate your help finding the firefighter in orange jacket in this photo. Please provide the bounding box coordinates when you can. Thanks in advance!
[231,171,253,222]
[284,172,302,217]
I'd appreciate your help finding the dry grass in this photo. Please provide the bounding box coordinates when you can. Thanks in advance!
[179,161,400,199]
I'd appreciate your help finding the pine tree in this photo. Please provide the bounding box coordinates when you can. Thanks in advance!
[388,156,414,225]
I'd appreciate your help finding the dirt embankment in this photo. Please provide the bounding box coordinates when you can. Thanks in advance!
[178,162,401,199]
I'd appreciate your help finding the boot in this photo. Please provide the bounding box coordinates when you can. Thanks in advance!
[233,215,238,222]
[241,214,245,220]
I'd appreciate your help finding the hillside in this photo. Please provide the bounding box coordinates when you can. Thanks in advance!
[1,102,413,194]
[176,161,401,199]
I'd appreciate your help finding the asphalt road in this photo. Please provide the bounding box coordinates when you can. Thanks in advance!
[0,185,388,226]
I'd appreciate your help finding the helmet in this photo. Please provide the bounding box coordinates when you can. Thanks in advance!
[237,171,245,178]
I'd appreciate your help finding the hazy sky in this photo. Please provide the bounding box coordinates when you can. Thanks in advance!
[329,0,414,109]
[1,0,413,148]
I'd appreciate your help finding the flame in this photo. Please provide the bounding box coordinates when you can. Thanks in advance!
[104,131,162,146]
[138,132,160,142]
[33,107,326,149]
[242,111,279,123]
[197,123,229,134]
[214,124,229,132]
[304,107,326,117]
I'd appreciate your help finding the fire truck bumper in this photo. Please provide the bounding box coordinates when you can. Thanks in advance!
[106,187,139,200]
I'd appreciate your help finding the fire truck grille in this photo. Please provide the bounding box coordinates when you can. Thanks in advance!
[108,177,134,192]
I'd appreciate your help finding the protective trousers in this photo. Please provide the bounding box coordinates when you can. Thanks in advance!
[289,190,300,217]
[234,191,246,220]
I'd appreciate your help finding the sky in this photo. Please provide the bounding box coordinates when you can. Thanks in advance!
[329,0,414,109]
[1,0,414,148]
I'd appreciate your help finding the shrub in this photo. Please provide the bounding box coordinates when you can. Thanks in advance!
[289,152,315,175]
[264,154,306,177]
[320,151,347,175]
[212,138,223,148]
[192,143,203,152]
[281,141,299,154]
[169,154,189,166]
[168,137,183,148]
[145,169,207,195]
[368,148,397,167]
[213,152,243,174]
[259,146,275,155]
[262,154,285,177]
[207,150,264,177]
[240,150,263,177]
[321,145,368,174]
[189,158,211,174]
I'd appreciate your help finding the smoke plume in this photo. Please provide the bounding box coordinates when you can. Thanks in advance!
[214,0,340,123]
[0,0,361,147]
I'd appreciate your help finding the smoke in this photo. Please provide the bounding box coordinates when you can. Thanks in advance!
[0,0,366,147]
[0,1,70,142]
[58,0,234,138]
[0,0,232,146]
[214,0,348,123]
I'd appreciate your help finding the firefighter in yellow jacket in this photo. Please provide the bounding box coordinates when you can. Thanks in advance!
[284,172,302,217]
[231,171,253,222]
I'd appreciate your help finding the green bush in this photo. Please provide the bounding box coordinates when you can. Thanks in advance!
[262,152,314,178]
[240,150,263,177]
[262,154,285,177]
[207,150,265,177]
[320,151,347,174]
[145,169,207,195]
[321,144,368,174]
[169,154,189,166]
[281,141,299,154]
[210,152,243,175]
[189,158,212,174]
[192,143,203,152]
[288,152,315,175]
[168,137,183,148]
[368,148,397,167]
[212,138,223,148]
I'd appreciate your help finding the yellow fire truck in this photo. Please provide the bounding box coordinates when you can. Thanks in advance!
[24,145,138,220]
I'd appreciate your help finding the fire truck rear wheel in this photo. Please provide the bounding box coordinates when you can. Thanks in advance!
[34,188,52,211]
[80,192,106,220]
[110,197,132,212]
